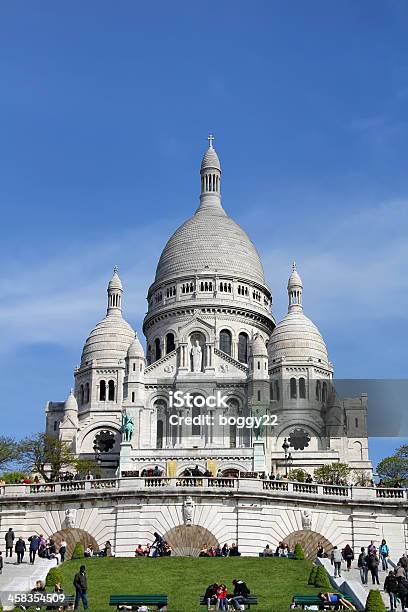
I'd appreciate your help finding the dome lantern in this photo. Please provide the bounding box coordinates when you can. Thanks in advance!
[287,261,303,312]
[107,266,123,315]
[199,134,223,214]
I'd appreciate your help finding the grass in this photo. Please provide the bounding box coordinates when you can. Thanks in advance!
[45,556,322,612]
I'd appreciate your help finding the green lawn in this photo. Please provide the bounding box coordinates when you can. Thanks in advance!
[49,556,322,612]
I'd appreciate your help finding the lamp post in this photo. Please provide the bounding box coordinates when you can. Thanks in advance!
[282,438,290,476]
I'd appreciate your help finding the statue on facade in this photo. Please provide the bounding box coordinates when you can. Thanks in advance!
[182,495,194,525]
[64,508,76,528]
[121,410,134,443]
[301,509,312,530]
[254,408,265,441]
[191,340,202,372]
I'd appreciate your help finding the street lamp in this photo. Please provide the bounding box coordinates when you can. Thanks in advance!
[282,438,290,476]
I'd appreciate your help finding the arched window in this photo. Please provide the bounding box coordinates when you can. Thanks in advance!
[132,391,135,403]
[99,380,106,401]
[86,383,90,403]
[192,403,200,436]
[257,390,261,401]
[299,377,306,399]
[230,423,237,448]
[154,338,161,361]
[80,384,84,405]
[157,420,163,449]
[166,333,175,354]
[322,382,327,402]
[290,377,297,399]
[108,380,115,401]
[316,380,321,401]
[270,381,274,400]
[238,332,248,363]
[275,381,280,402]
[219,329,232,355]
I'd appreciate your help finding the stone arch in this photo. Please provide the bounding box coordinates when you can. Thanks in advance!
[50,528,99,560]
[163,524,218,556]
[285,530,334,561]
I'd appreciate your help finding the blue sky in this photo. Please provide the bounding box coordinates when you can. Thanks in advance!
[0,1,407,468]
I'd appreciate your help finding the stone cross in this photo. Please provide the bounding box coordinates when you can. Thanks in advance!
[208,134,214,148]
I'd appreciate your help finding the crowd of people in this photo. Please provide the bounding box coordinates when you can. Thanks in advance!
[204,579,250,611]
[261,542,291,557]
[3,528,65,565]
[199,543,241,557]
[134,533,172,557]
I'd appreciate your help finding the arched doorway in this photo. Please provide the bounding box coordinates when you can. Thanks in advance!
[163,525,218,557]
[50,528,99,560]
[285,530,333,561]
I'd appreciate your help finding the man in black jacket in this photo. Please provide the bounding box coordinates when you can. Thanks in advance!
[229,580,250,610]
[5,528,14,558]
[384,571,398,611]
[73,565,88,610]
[15,537,26,564]
[357,547,368,585]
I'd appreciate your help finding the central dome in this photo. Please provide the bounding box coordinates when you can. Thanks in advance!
[154,140,265,286]
[154,208,265,284]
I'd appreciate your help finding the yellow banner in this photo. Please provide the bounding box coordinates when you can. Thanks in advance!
[206,459,218,476]
[167,459,177,477]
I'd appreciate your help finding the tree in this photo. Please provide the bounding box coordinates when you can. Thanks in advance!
[0,436,18,470]
[72,542,84,559]
[376,455,408,484]
[308,566,317,585]
[46,566,63,587]
[395,444,408,459]
[0,471,30,484]
[288,468,308,482]
[314,463,351,485]
[18,433,76,482]
[293,543,305,560]
[75,458,99,478]
[365,589,386,612]
[314,566,331,588]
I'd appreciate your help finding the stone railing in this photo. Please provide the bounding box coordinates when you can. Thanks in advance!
[1,479,407,503]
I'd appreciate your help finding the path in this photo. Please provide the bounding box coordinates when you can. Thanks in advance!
[0,556,56,610]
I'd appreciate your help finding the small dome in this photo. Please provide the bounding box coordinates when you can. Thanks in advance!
[127,333,145,358]
[108,267,123,291]
[268,310,329,365]
[288,262,302,289]
[201,144,221,171]
[81,314,135,366]
[252,334,268,356]
[65,390,78,411]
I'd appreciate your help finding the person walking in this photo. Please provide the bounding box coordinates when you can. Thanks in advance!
[73,565,88,610]
[342,544,354,571]
[367,552,380,585]
[59,539,67,563]
[384,570,398,611]
[15,537,26,564]
[5,528,15,558]
[357,547,368,585]
[379,539,390,571]
[28,534,40,564]
[0,551,3,574]
[331,546,342,578]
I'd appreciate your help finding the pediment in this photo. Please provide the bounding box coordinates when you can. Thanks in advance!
[177,315,215,342]
[145,349,178,379]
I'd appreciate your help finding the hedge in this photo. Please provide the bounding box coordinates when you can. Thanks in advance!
[71,542,84,559]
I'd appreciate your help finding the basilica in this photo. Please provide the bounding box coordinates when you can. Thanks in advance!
[45,138,371,479]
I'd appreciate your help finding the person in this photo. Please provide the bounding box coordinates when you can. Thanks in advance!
[152,532,164,557]
[221,543,229,557]
[263,544,273,557]
[204,583,218,610]
[29,534,40,564]
[59,539,67,563]
[214,545,222,557]
[104,541,112,557]
[73,565,88,610]
[367,551,380,585]
[367,540,376,555]
[217,584,228,611]
[199,544,209,557]
[5,527,15,558]
[384,570,398,610]
[342,544,354,571]
[49,539,59,565]
[357,547,368,585]
[0,550,3,574]
[379,538,389,571]
[229,580,250,611]
[397,575,408,610]
[317,543,324,558]
[317,592,356,610]
[135,544,144,557]
[229,543,241,557]
[84,546,92,558]
[331,546,342,578]
[15,537,26,564]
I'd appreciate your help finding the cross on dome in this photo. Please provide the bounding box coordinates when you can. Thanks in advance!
[207,133,214,148]
[292,261,297,272]
[113,265,119,274]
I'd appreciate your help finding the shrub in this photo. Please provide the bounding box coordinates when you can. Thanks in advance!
[308,565,318,585]
[0,471,30,484]
[71,542,84,559]
[293,543,305,560]
[365,589,386,612]
[46,566,63,588]
[314,566,331,588]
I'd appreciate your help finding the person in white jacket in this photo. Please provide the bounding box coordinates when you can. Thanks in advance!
[331,546,343,578]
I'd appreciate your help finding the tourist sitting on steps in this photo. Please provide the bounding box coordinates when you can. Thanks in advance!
[317,592,356,610]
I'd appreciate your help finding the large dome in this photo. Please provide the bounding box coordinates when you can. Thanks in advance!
[154,207,265,284]
[81,313,135,366]
[268,310,329,365]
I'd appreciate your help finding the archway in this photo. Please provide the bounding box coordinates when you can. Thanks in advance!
[285,530,333,561]
[163,524,218,557]
[50,528,99,560]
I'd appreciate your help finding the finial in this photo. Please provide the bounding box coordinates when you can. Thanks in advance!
[113,265,119,275]
[208,133,214,148]
[292,261,297,272]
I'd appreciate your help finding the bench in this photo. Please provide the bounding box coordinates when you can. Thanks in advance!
[109,594,168,610]
[200,595,258,609]
[292,594,357,610]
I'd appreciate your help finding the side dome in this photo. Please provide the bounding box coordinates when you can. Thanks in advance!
[81,268,135,366]
[268,263,329,366]
[127,333,145,358]
[154,139,265,285]
[252,333,268,356]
